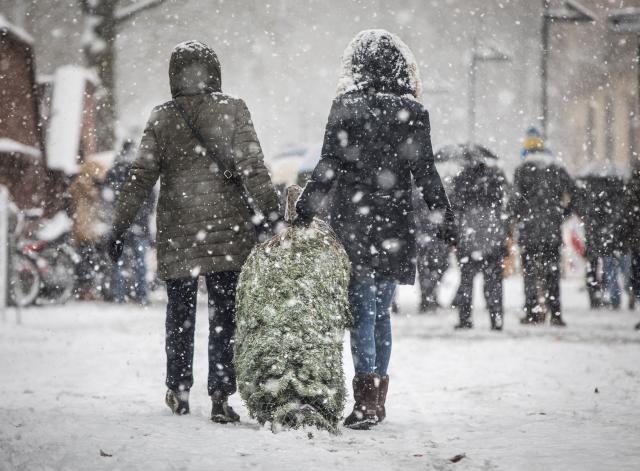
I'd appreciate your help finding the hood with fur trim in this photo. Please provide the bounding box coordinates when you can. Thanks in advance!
[336,29,422,100]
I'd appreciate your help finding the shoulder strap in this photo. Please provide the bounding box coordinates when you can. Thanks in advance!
[171,99,263,222]
[172,99,235,180]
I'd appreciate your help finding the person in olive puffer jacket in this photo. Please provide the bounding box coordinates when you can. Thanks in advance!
[108,40,280,422]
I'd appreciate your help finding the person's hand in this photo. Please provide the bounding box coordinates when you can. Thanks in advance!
[107,233,124,263]
[292,213,313,228]
[437,219,457,247]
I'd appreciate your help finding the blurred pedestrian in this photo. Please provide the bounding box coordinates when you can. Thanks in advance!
[623,165,640,328]
[574,167,627,309]
[69,159,109,300]
[450,152,508,330]
[296,29,455,429]
[509,127,576,326]
[106,139,155,305]
[108,41,280,421]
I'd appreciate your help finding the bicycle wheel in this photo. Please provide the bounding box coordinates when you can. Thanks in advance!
[36,247,76,305]
[10,253,41,307]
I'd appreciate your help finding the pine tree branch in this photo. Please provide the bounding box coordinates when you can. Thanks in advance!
[114,0,167,24]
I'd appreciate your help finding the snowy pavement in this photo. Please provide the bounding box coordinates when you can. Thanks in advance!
[1,277,639,471]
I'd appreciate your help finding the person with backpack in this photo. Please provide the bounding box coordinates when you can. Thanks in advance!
[450,151,508,330]
[108,41,280,422]
[509,128,576,326]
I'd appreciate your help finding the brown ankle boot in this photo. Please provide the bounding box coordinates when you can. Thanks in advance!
[344,373,379,430]
[376,375,389,423]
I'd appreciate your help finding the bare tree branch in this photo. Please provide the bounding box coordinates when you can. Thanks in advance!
[114,0,168,23]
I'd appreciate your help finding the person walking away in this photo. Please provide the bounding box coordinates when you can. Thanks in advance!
[574,176,606,309]
[574,169,627,309]
[296,30,455,429]
[598,173,628,309]
[450,155,508,330]
[70,159,109,300]
[105,139,155,305]
[623,165,640,328]
[108,41,280,422]
[508,127,576,326]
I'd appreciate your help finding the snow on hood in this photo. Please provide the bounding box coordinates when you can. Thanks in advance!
[337,29,422,101]
[169,40,221,98]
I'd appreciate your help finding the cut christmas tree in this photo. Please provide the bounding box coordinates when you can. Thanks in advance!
[234,186,352,433]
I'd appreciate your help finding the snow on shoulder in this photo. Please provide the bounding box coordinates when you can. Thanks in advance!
[336,29,422,101]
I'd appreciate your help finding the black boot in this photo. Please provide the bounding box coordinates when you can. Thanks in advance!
[520,306,543,325]
[550,315,567,327]
[454,306,473,330]
[344,373,379,430]
[210,391,240,423]
[376,375,389,423]
[165,389,190,415]
[490,312,503,331]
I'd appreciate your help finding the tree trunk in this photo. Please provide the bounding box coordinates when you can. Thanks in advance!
[81,0,118,152]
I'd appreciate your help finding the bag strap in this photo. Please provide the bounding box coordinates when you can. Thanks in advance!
[172,99,235,181]
[171,99,264,224]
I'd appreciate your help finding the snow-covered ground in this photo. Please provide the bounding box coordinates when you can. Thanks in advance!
[1,276,639,471]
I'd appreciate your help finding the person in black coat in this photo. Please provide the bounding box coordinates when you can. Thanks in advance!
[450,158,508,330]
[574,171,628,309]
[623,165,640,328]
[508,128,576,326]
[106,140,156,304]
[296,29,454,429]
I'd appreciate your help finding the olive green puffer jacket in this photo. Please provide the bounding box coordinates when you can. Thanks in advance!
[112,41,280,280]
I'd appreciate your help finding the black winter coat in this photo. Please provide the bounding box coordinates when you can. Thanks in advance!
[508,154,576,249]
[574,175,626,256]
[624,168,640,251]
[296,91,453,284]
[451,162,507,260]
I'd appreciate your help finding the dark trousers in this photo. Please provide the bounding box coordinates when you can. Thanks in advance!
[585,255,602,308]
[165,271,238,396]
[416,242,448,309]
[521,245,561,319]
[457,256,503,327]
[631,251,640,300]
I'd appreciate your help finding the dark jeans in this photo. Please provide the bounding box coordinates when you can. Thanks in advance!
[585,255,602,308]
[112,235,148,304]
[602,254,631,308]
[630,251,640,300]
[521,245,561,319]
[349,272,396,376]
[457,255,503,326]
[165,271,238,396]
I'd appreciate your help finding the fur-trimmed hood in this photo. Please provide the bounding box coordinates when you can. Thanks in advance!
[336,29,422,100]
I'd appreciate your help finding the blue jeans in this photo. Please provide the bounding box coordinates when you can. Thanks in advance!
[349,272,396,376]
[603,254,631,308]
[112,236,148,304]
